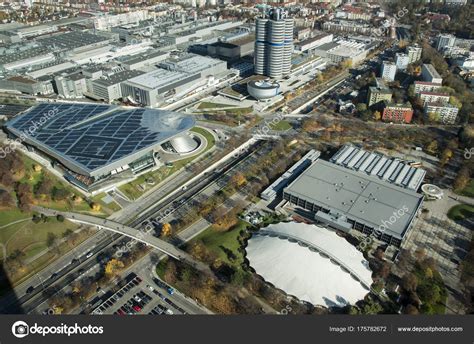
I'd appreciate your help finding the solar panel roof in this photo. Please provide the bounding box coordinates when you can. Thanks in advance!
[6,103,195,176]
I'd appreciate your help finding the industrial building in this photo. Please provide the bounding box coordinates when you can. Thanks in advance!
[4,103,196,191]
[312,39,368,66]
[280,145,425,247]
[122,54,227,107]
[330,144,426,191]
[90,70,145,102]
[254,8,294,79]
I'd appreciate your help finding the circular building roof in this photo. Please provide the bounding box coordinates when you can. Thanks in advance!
[169,134,199,154]
[247,79,280,100]
[421,184,443,199]
[246,222,372,307]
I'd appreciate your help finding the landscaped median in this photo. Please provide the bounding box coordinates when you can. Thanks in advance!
[447,203,474,221]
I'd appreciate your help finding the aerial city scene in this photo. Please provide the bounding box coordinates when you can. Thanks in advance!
[0,0,472,340]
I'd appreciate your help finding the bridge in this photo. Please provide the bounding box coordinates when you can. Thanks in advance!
[33,206,212,274]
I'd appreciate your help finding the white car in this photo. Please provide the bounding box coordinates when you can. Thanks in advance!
[146,285,154,292]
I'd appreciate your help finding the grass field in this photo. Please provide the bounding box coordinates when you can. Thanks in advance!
[197,102,237,110]
[118,127,215,200]
[192,221,248,267]
[447,204,474,221]
[268,120,292,131]
[0,213,79,261]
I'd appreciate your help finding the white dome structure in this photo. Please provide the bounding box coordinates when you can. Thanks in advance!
[246,222,372,307]
[168,134,199,154]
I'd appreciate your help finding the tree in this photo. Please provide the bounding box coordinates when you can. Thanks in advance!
[105,258,124,277]
[425,140,438,155]
[0,190,14,207]
[161,223,172,237]
[56,214,65,222]
[439,148,453,167]
[373,110,382,121]
[230,172,247,188]
[453,166,470,191]
[90,203,101,212]
[46,232,57,249]
[402,273,418,292]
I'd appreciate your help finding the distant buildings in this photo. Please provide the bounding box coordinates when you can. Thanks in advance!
[294,33,333,53]
[436,33,457,51]
[414,81,443,94]
[407,45,422,64]
[421,64,443,84]
[380,62,397,82]
[382,102,414,124]
[254,8,294,78]
[0,76,53,95]
[368,85,392,107]
[395,53,409,71]
[424,102,459,124]
[312,39,368,66]
[419,91,450,105]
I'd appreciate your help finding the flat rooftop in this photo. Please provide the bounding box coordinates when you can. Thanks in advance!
[125,68,198,91]
[284,159,423,240]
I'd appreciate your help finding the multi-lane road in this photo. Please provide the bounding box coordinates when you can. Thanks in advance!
[1,139,262,314]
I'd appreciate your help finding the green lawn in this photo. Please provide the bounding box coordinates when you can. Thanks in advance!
[0,213,79,261]
[197,102,237,110]
[268,120,292,131]
[447,204,474,221]
[192,221,248,267]
[118,127,215,200]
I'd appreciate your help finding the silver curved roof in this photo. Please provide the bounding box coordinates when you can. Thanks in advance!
[246,222,372,307]
[169,134,199,154]
[5,103,195,177]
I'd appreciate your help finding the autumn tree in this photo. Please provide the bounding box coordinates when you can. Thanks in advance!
[161,223,172,237]
[105,258,125,277]
[453,166,470,191]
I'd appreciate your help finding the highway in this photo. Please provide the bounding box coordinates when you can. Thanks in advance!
[1,140,262,314]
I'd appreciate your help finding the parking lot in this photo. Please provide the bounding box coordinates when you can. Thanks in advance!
[92,273,186,316]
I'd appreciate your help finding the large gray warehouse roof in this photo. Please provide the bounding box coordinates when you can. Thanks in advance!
[284,159,423,240]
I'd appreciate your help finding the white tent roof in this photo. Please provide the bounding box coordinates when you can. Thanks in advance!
[246,222,372,307]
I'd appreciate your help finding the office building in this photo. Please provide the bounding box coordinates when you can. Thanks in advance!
[414,81,443,94]
[436,33,456,51]
[254,8,294,79]
[407,45,422,64]
[419,91,450,105]
[367,86,392,107]
[380,61,397,82]
[91,70,144,102]
[424,102,459,124]
[421,64,443,84]
[395,53,409,71]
